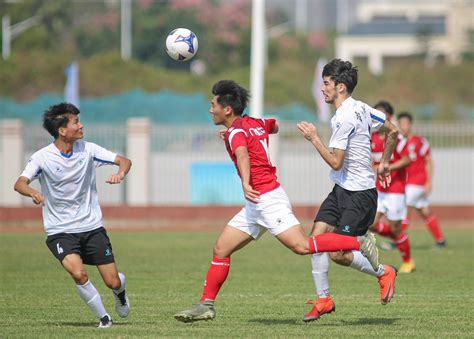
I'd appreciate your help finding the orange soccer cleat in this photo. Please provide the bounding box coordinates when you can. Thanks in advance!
[377,265,398,305]
[303,296,335,322]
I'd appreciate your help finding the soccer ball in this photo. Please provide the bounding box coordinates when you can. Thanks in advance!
[165,28,198,61]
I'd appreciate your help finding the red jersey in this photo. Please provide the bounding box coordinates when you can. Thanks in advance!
[405,135,431,185]
[224,116,279,194]
[371,132,408,193]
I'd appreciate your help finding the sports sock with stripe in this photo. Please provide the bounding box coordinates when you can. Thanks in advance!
[200,256,230,302]
[308,233,360,253]
[76,280,108,319]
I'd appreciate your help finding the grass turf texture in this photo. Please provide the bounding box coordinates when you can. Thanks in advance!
[1,229,473,338]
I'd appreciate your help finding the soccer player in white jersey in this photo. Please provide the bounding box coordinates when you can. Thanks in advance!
[297,59,399,322]
[174,80,379,323]
[13,103,131,328]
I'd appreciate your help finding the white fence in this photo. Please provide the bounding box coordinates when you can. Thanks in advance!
[1,120,473,206]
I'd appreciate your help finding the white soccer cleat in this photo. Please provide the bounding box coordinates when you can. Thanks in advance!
[113,290,130,318]
[98,314,113,328]
[113,273,130,318]
[174,300,216,323]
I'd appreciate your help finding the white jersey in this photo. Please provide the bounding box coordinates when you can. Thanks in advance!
[328,97,386,191]
[20,140,117,235]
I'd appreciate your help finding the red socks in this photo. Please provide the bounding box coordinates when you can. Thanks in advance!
[374,222,392,236]
[200,256,230,302]
[425,214,444,242]
[308,233,360,253]
[374,221,412,263]
[393,232,411,263]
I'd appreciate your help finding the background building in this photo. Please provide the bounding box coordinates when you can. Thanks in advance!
[335,0,474,74]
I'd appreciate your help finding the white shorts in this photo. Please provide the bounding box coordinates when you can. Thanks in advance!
[377,192,407,221]
[228,186,300,240]
[405,184,429,209]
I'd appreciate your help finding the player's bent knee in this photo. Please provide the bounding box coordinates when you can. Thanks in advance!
[213,243,228,258]
[70,269,88,284]
[290,244,310,255]
[104,276,121,290]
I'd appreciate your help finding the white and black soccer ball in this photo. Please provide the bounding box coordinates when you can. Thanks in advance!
[165,28,198,61]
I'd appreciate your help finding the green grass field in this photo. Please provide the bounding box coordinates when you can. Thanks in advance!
[1,229,473,338]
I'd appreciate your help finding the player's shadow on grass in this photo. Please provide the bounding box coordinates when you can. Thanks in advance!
[249,318,301,326]
[47,321,129,327]
[249,317,400,326]
[319,317,400,326]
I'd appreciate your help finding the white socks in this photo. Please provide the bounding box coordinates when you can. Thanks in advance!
[113,272,126,294]
[349,250,385,277]
[311,253,330,298]
[76,280,108,319]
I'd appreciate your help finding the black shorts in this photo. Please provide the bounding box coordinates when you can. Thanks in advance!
[315,184,377,236]
[46,227,115,266]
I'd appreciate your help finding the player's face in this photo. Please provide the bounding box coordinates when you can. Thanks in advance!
[398,117,411,137]
[321,76,342,104]
[60,115,84,141]
[209,96,227,126]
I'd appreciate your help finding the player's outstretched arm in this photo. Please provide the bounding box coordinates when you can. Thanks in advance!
[234,146,260,203]
[13,176,45,205]
[106,155,132,184]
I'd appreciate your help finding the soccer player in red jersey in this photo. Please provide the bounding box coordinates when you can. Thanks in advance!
[398,112,446,248]
[369,101,415,273]
[174,80,379,323]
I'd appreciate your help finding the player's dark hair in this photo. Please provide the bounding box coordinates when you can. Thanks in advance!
[322,58,358,93]
[211,80,250,116]
[43,103,80,139]
[374,100,394,116]
[397,111,413,122]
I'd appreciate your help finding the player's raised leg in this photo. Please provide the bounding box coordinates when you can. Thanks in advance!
[62,253,113,328]
[174,225,253,323]
[276,224,374,256]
